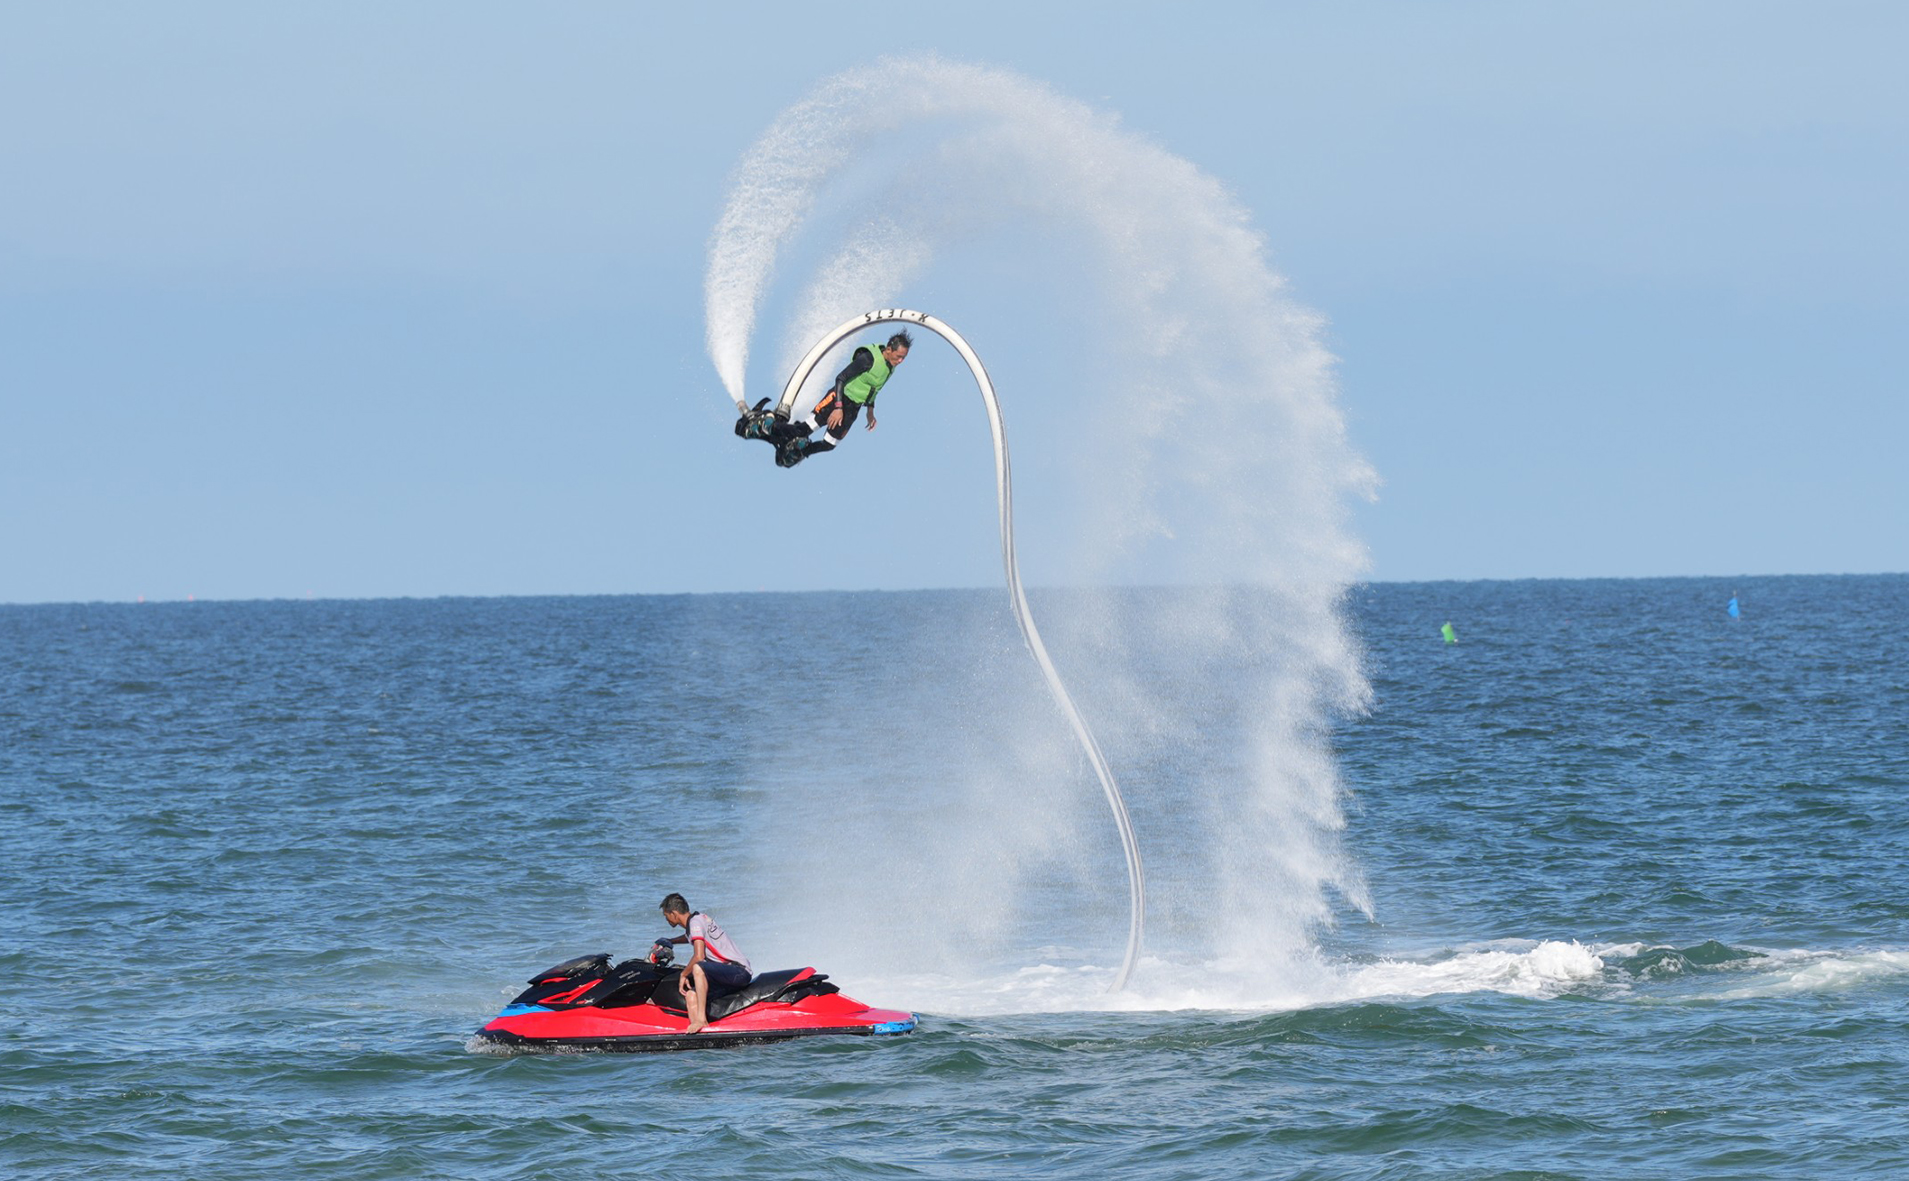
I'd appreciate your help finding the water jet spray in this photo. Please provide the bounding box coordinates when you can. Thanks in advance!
[770,308,1146,991]
[707,59,1375,1005]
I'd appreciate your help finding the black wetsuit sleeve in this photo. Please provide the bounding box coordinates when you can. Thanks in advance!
[831,347,874,393]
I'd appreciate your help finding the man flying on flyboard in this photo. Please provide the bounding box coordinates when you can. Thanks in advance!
[733,331,912,468]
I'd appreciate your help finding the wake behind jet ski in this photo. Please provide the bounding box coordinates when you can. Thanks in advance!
[472,944,916,1052]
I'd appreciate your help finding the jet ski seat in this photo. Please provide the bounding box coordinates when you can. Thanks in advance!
[649,967,840,1020]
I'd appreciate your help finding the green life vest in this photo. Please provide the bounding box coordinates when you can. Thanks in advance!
[842,345,892,405]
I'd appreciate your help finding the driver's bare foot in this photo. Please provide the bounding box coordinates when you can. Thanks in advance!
[685,1020,706,1034]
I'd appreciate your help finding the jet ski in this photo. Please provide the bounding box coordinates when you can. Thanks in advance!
[473,947,917,1052]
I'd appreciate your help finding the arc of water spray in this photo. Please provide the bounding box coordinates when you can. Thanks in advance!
[775,309,1145,991]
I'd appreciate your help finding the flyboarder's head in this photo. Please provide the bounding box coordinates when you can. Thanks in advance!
[881,330,912,367]
[660,893,691,927]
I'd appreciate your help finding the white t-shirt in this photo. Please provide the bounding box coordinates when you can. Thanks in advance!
[687,912,750,972]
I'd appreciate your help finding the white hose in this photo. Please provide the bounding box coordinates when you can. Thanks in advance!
[776,309,1145,991]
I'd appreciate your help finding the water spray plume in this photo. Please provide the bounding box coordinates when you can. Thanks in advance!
[776,308,1146,990]
[705,58,1375,1007]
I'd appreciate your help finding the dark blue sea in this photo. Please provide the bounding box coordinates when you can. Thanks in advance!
[4,574,1906,1179]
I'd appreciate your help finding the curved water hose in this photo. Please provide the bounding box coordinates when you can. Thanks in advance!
[775,309,1145,991]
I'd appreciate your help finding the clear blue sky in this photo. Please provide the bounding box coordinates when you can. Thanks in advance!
[3,2,1903,603]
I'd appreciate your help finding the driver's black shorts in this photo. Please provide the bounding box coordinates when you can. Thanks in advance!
[697,960,751,994]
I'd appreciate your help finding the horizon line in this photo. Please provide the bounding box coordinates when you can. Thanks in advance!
[4,568,1905,609]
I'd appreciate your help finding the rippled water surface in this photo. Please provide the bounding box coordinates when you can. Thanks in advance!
[4,576,1906,1179]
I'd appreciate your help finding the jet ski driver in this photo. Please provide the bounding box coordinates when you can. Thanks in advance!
[656,893,752,1034]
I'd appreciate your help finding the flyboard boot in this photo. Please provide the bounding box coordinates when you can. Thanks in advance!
[776,435,833,468]
[737,398,821,468]
[735,396,844,469]
[735,398,802,445]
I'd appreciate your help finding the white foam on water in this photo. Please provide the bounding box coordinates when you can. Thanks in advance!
[1709,948,1909,1000]
[860,959,1320,1019]
[880,941,1909,1018]
[1331,940,1610,1003]
[864,940,1617,1018]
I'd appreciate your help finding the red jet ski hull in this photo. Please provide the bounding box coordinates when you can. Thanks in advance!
[474,964,916,1052]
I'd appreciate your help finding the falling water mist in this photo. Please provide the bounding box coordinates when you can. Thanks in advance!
[704,58,1378,1012]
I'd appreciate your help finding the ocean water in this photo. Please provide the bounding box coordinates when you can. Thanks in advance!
[3,574,1906,1179]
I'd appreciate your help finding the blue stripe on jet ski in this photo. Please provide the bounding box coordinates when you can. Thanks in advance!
[498,1004,554,1017]
[869,1018,916,1035]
